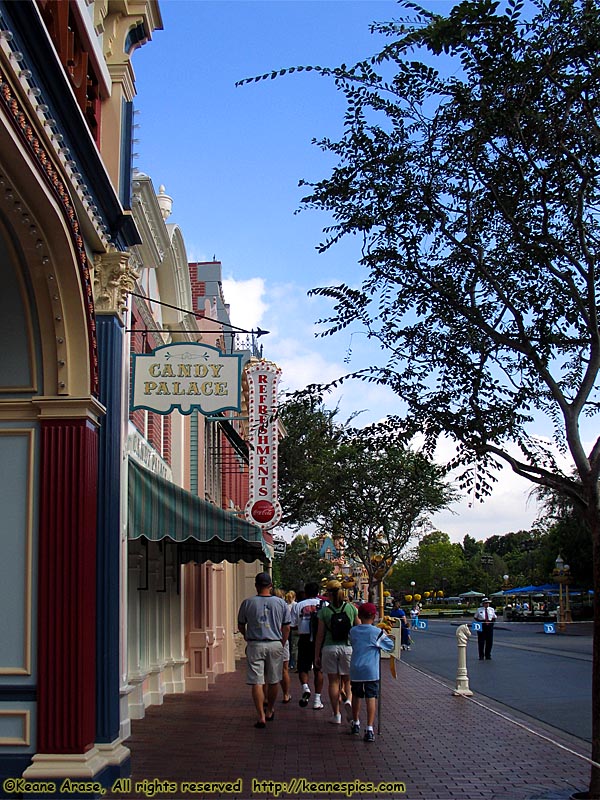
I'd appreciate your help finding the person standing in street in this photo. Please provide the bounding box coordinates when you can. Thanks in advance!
[410,605,419,630]
[473,597,497,660]
[237,572,291,728]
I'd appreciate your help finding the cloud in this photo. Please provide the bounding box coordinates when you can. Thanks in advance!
[431,471,539,544]
[427,435,586,543]
[224,275,402,424]
[221,275,592,546]
[222,276,268,332]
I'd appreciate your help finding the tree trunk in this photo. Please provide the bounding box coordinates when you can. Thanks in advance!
[588,505,600,799]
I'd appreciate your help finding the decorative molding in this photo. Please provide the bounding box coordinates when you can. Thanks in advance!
[0,65,99,395]
[23,748,107,779]
[0,203,37,393]
[33,395,105,425]
[0,710,31,746]
[93,251,139,315]
[0,430,33,677]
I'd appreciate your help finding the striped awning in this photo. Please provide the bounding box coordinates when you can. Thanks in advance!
[128,458,271,564]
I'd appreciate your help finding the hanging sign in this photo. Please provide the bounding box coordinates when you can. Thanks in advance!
[273,539,287,557]
[131,342,242,415]
[244,360,282,531]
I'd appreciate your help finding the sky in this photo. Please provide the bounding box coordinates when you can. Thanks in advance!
[132,0,546,543]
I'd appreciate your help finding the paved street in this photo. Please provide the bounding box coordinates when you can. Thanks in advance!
[402,618,593,741]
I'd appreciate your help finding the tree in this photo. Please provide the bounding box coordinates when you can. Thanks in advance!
[535,484,594,588]
[323,437,455,600]
[388,530,467,596]
[277,397,347,529]
[276,534,331,591]
[241,2,600,791]
[277,397,454,599]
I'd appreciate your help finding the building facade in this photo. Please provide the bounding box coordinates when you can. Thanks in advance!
[0,0,162,784]
[0,0,271,788]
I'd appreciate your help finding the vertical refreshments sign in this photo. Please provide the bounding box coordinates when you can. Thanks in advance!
[244,360,282,531]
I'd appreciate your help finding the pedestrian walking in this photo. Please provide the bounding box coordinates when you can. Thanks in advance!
[285,590,298,671]
[347,602,394,742]
[314,579,358,724]
[291,581,327,710]
[473,597,497,660]
[237,572,291,728]
[274,588,292,702]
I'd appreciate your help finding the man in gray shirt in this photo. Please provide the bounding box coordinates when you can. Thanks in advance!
[238,572,291,728]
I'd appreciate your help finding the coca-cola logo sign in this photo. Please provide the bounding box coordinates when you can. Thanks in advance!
[250,500,275,523]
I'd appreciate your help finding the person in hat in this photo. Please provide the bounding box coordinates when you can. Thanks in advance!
[348,602,394,742]
[314,579,358,724]
[473,597,497,660]
[237,572,291,727]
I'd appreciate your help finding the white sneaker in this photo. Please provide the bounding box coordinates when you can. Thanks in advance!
[313,699,324,709]
[328,713,342,724]
[344,700,353,722]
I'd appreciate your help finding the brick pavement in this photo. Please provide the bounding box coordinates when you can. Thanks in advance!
[105,660,592,800]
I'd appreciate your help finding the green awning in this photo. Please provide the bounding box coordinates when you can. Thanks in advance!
[128,458,271,564]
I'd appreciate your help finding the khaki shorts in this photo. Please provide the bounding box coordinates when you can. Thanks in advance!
[321,644,352,676]
[245,640,284,685]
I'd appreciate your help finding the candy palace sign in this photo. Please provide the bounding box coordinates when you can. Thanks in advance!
[131,342,242,415]
[244,360,282,531]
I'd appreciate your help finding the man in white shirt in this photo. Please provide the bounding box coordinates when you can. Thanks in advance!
[473,597,497,660]
[291,581,327,710]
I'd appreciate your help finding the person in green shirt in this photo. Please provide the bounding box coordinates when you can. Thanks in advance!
[314,579,358,724]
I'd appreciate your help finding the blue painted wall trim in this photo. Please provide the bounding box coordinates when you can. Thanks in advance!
[0,754,33,788]
[95,315,124,744]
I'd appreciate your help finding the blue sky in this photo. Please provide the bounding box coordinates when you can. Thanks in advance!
[132,0,546,542]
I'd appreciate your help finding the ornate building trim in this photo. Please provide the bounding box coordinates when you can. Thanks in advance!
[0,66,99,394]
[94,251,139,315]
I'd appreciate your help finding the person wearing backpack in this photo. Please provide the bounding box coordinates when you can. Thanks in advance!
[314,579,358,724]
[290,581,327,710]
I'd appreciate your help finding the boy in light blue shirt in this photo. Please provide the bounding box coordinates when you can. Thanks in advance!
[348,602,394,742]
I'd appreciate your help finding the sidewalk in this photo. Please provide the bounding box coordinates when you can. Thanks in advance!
[106,659,591,800]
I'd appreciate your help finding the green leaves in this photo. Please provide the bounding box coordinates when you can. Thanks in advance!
[268,0,600,517]
[235,64,328,88]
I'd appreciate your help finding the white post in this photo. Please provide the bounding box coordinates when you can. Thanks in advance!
[453,623,473,696]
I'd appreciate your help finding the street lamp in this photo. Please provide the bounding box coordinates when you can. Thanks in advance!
[341,563,355,600]
[553,554,572,629]
[502,575,510,617]
[408,581,416,605]
[481,555,493,597]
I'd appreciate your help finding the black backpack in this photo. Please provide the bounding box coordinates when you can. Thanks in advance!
[328,603,352,642]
